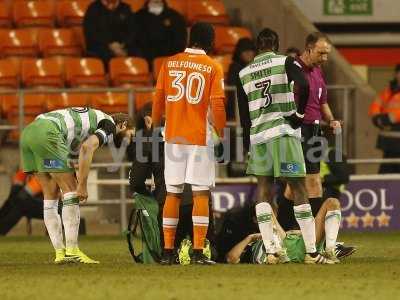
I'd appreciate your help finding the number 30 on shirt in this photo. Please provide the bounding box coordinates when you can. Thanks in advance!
[167,70,206,104]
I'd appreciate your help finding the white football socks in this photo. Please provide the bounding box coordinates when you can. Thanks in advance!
[325,210,342,250]
[62,192,80,250]
[294,204,317,253]
[43,200,65,250]
[255,202,275,254]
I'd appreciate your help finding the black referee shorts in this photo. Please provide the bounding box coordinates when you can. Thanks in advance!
[301,123,323,174]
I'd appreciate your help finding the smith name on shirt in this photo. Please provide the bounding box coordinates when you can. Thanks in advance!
[167,60,213,73]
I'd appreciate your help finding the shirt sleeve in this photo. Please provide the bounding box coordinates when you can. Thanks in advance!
[285,56,309,115]
[95,119,116,147]
[319,69,328,105]
[152,62,166,127]
[210,63,226,137]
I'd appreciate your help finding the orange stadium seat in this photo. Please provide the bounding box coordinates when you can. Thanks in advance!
[167,0,187,17]
[46,92,90,111]
[2,93,47,140]
[90,92,129,114]
[0,2,12,28]
[13,0,55,28]
[187,0,229,25]
[65,57,107,87]
[124,0,146,12]
[211,54,232,80]
[152,56,168,81]
[57,0,91,27]
[135,90,155,111]
[71,26,86,52]
[0,28,39,57]
[214,26,252,54]
[109,57,152,87]
[0,58,19,89]
[21,57,64,88]
[38,28,82,57]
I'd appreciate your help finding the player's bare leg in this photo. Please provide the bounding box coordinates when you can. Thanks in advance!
[305,173,323,198]
[35,173,66,264]
[50,172,99,264]
[255,176,279,264]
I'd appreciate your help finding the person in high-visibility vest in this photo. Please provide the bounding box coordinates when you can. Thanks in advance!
[369,64,400,174]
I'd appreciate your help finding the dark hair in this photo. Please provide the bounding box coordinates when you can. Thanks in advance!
[189,22,215,53]
[285,47,301,57]
[111,113,134,129]
[232,38,256,63]
[305,32,330,50]
[256,28,279,52]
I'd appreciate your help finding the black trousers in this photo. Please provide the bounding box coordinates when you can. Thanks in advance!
[0,188,43,235]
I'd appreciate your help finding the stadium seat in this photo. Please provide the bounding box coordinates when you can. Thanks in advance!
[46,92,90,111]
[211,54,232,80]
[0,58,19,89]
[2,93,47,140]
[124,0,146,12]
[38,28,82,57]
[0,28,39,57]
[135,90,155,111]
[109,57,152,87]
[167,0,187,17]
[152,56,168,81]
[0,2,12,28]
[21,57,64,88]
[214,26,252,54]
[13,0,55,28]
[71,26,86,52]
[187,0,229,25]
[65,57,107,87]
[90,92,129,114]
[57,0,91,27]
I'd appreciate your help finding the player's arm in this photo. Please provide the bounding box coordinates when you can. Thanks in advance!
[286,56,309,115]
[226,233,261,264]
[210,64,227,137]
[321,103,341,130]
[77,119,115,201]
[152,63,166,128]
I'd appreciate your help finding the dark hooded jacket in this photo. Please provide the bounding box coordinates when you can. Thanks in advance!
[136,0,187,66]
[227,38,256,151]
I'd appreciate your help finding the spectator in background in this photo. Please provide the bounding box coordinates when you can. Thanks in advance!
[83,0,141,68]
[0,170,86,235]
[136,0,187,67]
[285,47,301,58]
[227,38,256,151]
[369,64,400,173]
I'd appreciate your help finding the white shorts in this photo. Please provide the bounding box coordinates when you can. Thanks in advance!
[164,142,215,190]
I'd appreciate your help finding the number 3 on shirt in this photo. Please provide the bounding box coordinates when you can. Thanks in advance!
[255,79,272,108]
[167,70,206,104]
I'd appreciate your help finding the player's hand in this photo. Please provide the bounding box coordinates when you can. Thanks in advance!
[247,233,262,242]
[284,112,304,129]
[329,119,342,134]
[76,184,88,203]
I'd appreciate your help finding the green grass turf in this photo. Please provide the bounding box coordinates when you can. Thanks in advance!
[0,232,399,300]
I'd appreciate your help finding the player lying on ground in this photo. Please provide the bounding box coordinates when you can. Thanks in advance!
[20,107,133,264]
[152,22,226,265]
[225,197,343,264]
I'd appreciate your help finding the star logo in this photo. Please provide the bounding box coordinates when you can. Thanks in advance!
[345,212,360,228]
[361,212,375,228]
[376,212,391,228]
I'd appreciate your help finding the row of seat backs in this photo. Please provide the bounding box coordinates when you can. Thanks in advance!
[0,54,234,89]
[0,0,229,28]
[0,26,250,57]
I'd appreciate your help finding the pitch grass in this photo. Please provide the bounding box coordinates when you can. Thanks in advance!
[0,233,399,300]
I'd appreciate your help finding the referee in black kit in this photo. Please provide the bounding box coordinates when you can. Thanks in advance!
[278,32,342,220]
